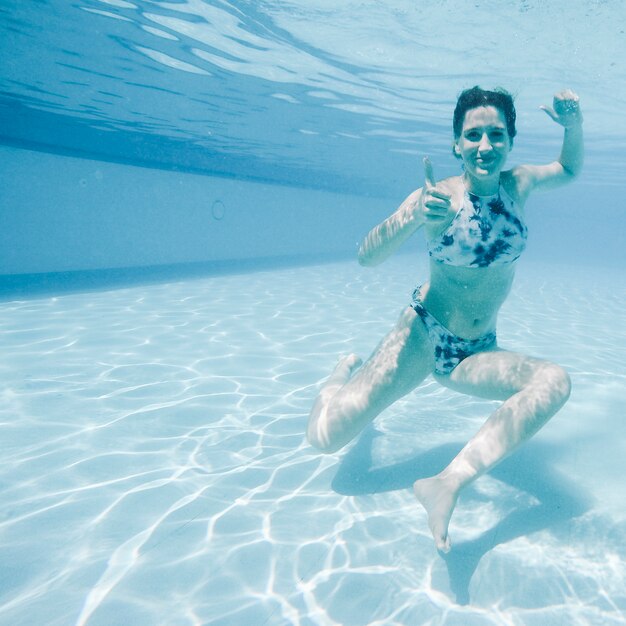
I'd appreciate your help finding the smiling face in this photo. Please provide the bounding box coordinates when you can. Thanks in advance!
[454,106,512,189]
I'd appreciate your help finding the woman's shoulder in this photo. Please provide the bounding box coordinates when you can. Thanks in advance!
[500,168,530,206]
[436,174,465,203]
[438,174,464,189]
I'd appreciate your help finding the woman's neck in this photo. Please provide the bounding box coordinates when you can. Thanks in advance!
[462,172,500,196]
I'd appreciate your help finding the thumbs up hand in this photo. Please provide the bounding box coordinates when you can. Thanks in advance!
[418,157,451,223]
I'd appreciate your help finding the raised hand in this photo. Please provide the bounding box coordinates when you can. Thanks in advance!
[540,89,583,128]
[419,157,451,222]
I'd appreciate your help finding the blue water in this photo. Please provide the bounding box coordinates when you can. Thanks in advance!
[1,1,626,625]
[2,0,625,194]
[1,258,625,625]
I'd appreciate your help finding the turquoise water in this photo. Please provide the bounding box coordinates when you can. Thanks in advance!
[2,0,625,194]
[2,1,626,625]
[1,257,625,624]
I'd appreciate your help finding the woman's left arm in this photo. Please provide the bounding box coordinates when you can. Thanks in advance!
[513,89,584,197]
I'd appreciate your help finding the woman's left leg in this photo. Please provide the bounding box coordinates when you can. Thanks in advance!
[413,349,571,552]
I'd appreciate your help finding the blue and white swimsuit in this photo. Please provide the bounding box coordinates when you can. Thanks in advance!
[411,184,527,375]
[427,185,527,267]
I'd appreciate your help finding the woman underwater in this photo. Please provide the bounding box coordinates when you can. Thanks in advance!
[307,86,584,553]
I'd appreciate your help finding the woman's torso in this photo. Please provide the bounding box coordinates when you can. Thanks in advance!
[420,172,527,338]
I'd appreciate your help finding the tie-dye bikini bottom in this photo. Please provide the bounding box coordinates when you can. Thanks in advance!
[410,285,497,375]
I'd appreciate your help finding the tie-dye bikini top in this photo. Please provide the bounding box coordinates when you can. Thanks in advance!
[427,185,527,268]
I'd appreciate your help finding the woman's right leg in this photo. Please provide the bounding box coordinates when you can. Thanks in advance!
[307,306,434,453]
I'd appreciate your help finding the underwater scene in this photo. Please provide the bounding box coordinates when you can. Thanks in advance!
[1,1,625,625]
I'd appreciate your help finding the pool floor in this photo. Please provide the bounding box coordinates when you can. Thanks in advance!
[0,256,625,625]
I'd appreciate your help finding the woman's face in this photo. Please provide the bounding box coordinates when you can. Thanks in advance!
[454,106,512,179]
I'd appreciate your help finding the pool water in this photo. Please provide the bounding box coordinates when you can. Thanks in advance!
[1,255,624,625]
[2,1,626,623]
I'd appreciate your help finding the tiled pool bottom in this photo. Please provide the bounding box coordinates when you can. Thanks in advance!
[0,256,625,626]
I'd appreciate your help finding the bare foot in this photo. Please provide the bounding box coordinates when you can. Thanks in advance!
[307,354,362,450]
[329,354,363,383]
[316,354,363,400]
[413,475,459,553]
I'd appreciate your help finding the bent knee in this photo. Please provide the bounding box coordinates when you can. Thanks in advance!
[306,409,346,454]
[307,433,343,454]
[306,423,346,454]
[535,362,571,405]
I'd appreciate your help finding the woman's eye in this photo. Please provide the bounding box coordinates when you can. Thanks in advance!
[466,131,481,140]
[490,131,505,140]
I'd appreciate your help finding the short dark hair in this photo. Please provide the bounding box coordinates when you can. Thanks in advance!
[453,86,517,141]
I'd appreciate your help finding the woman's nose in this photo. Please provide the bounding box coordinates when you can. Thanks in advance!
[478,134,492,151]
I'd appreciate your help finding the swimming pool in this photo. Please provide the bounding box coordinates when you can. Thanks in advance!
[1,2,625,625]
[1,257,625,625]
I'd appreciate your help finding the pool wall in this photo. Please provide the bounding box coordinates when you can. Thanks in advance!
[2,145,624,288]
[0,145,390,277]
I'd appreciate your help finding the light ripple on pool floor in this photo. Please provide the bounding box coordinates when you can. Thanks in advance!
[0,257,625,625]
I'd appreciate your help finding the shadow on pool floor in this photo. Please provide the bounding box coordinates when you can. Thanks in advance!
[332,426,590,605]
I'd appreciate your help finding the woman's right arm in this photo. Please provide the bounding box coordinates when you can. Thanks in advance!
[358,158,452,267]
[357,188,425,267]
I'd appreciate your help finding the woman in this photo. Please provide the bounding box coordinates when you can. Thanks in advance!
[307,87,584,553]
